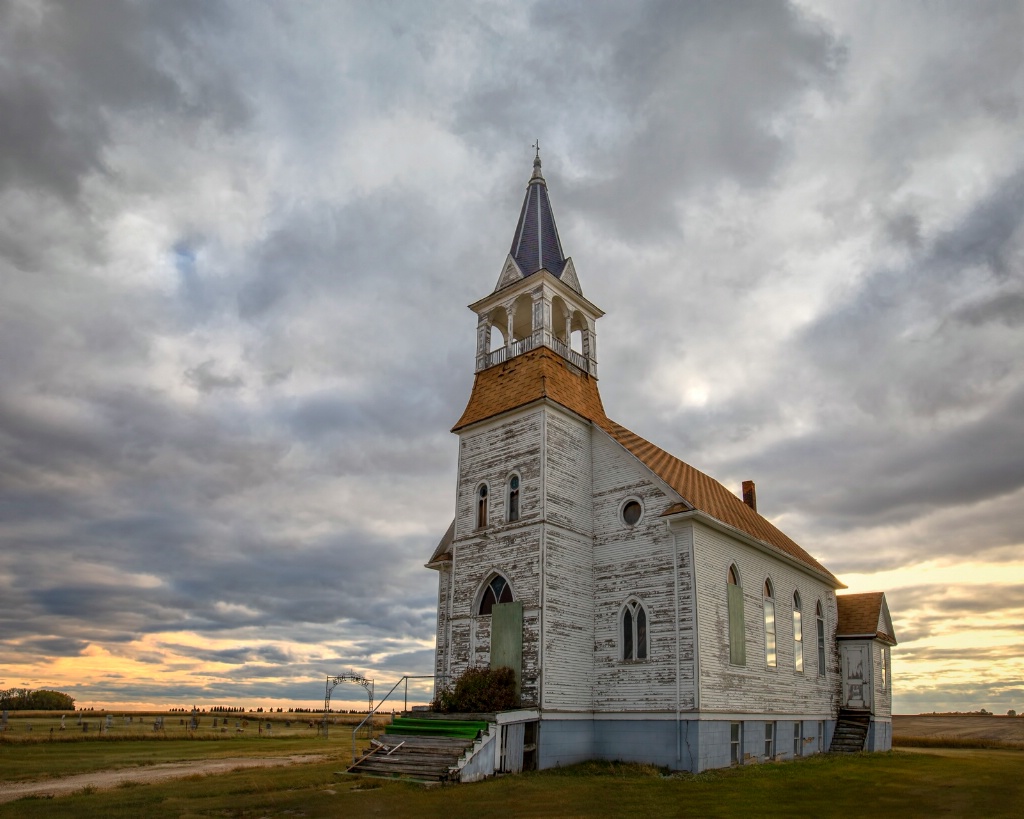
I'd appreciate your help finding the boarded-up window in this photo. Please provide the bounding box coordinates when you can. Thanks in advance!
[727,566,745,666]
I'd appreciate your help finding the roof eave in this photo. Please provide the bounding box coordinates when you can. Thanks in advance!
[469,266,604,317]
[664,508,846,589]
[452,393,595,435]
[837,632,898,645]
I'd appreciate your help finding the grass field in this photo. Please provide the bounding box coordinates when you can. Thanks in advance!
[2,749,1022,817]
[1,713,1021,816]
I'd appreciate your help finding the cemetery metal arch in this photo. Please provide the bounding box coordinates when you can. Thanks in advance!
[323,674,373,739]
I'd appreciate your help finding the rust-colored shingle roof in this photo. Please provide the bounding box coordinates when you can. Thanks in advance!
[453,348,839,584]
[452,347,606,431]
[837,592,897,644]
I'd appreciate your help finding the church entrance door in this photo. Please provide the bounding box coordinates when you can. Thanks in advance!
[841,643,871,711]
[491,601,523,698]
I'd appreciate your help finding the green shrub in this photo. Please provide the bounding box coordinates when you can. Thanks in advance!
[432,666,519,713]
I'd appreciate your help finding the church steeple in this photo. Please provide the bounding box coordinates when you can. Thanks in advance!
[471,151,602,377]
[508,145,567,280]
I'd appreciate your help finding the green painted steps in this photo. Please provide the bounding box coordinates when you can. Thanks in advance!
[384,717,489,739]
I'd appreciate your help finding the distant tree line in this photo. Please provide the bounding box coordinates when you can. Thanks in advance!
[0,688,75,711]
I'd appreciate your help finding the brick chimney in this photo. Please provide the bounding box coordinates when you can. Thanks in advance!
[742,480,757,512]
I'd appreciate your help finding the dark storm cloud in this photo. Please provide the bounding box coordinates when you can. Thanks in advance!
[0,1,1020,712]
[709,167,1024,551]
[0,0,245,200]
[457,0,843,238]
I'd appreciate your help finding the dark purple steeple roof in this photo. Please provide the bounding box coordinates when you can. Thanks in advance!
[509,151,567,279]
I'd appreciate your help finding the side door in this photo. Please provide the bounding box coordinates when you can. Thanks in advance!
[841,643,871,710]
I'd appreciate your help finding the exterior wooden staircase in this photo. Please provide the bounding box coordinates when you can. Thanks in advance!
[348,717,491,782]
[829,709,870,753]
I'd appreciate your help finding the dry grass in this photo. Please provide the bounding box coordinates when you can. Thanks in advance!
[893,715,1024,749]
[3,749,1023,818]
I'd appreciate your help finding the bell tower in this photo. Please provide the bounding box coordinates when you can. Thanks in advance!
[471,150,604,377]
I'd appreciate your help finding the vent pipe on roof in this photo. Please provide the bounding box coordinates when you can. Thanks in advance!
[742,480,757,513]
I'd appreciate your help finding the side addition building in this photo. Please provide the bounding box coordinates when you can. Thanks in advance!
[427,153,896,772]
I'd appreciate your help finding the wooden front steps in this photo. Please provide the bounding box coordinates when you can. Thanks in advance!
[348,734,476,782]
[829,709,870,753]
[347,717,493,783]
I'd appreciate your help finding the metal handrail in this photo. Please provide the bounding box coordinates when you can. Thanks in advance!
[350,675,443,763]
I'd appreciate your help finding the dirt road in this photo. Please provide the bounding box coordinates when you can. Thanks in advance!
[0,753,327,804]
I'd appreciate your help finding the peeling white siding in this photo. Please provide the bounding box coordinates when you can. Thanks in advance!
[591,429,695,713]
[541,411,595,710]
[691,522,840,715]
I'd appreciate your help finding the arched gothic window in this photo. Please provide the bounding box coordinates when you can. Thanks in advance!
[476,484,488,529]
[507,474,520,523]
[727,564,745,665]
[793,591,804,672]
[816,601,826,677]
[621,598,648,661]
[478,575,514,616]
[763,579,777,668]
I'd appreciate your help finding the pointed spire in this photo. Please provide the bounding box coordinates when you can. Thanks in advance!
[509,144,567,279]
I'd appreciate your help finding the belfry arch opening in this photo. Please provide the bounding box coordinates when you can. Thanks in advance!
[551,295,569,344]
[570,309,587,354]
[512,293,533,343]
[488,306,508,352]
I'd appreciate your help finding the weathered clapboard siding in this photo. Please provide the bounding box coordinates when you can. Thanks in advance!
[543,525,595,709]
[544,411,594,535]
[590,428,696,713]
[873,642,892,718]
[541,409,596,710]
[454,409,543,540]
[691,522,839,715]
[434,565,451,683]
[446,409,546,705]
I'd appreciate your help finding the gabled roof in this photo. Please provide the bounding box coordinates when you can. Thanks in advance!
[451,347,840,585]
[837,592,897,644]
[507,153,569,284]
[426,518,455,566]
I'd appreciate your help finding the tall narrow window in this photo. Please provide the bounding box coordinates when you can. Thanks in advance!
[507,474,520,522]
[793,591,804,672]
[478,575,514,615]
[881,647,888,691]
[727,565,746,665]
[793,721,802,756]
[764,721,775,758]
[763,579,777,667]
[816,601,826,677]
[476,484,488,528]
[730,722,743,765]
[817,720,825,752]
[621,599,648,661]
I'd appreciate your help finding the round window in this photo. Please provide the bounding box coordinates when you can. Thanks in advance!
[622,500,642,526]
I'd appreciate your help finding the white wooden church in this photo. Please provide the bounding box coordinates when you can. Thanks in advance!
[426,153,897,772]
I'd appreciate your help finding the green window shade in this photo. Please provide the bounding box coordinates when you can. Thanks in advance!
[728,583,746,665]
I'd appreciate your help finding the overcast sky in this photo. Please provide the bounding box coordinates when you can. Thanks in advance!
[1,0,1022,714]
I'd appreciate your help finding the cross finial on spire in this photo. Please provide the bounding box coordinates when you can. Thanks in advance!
[531,140,544,181]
